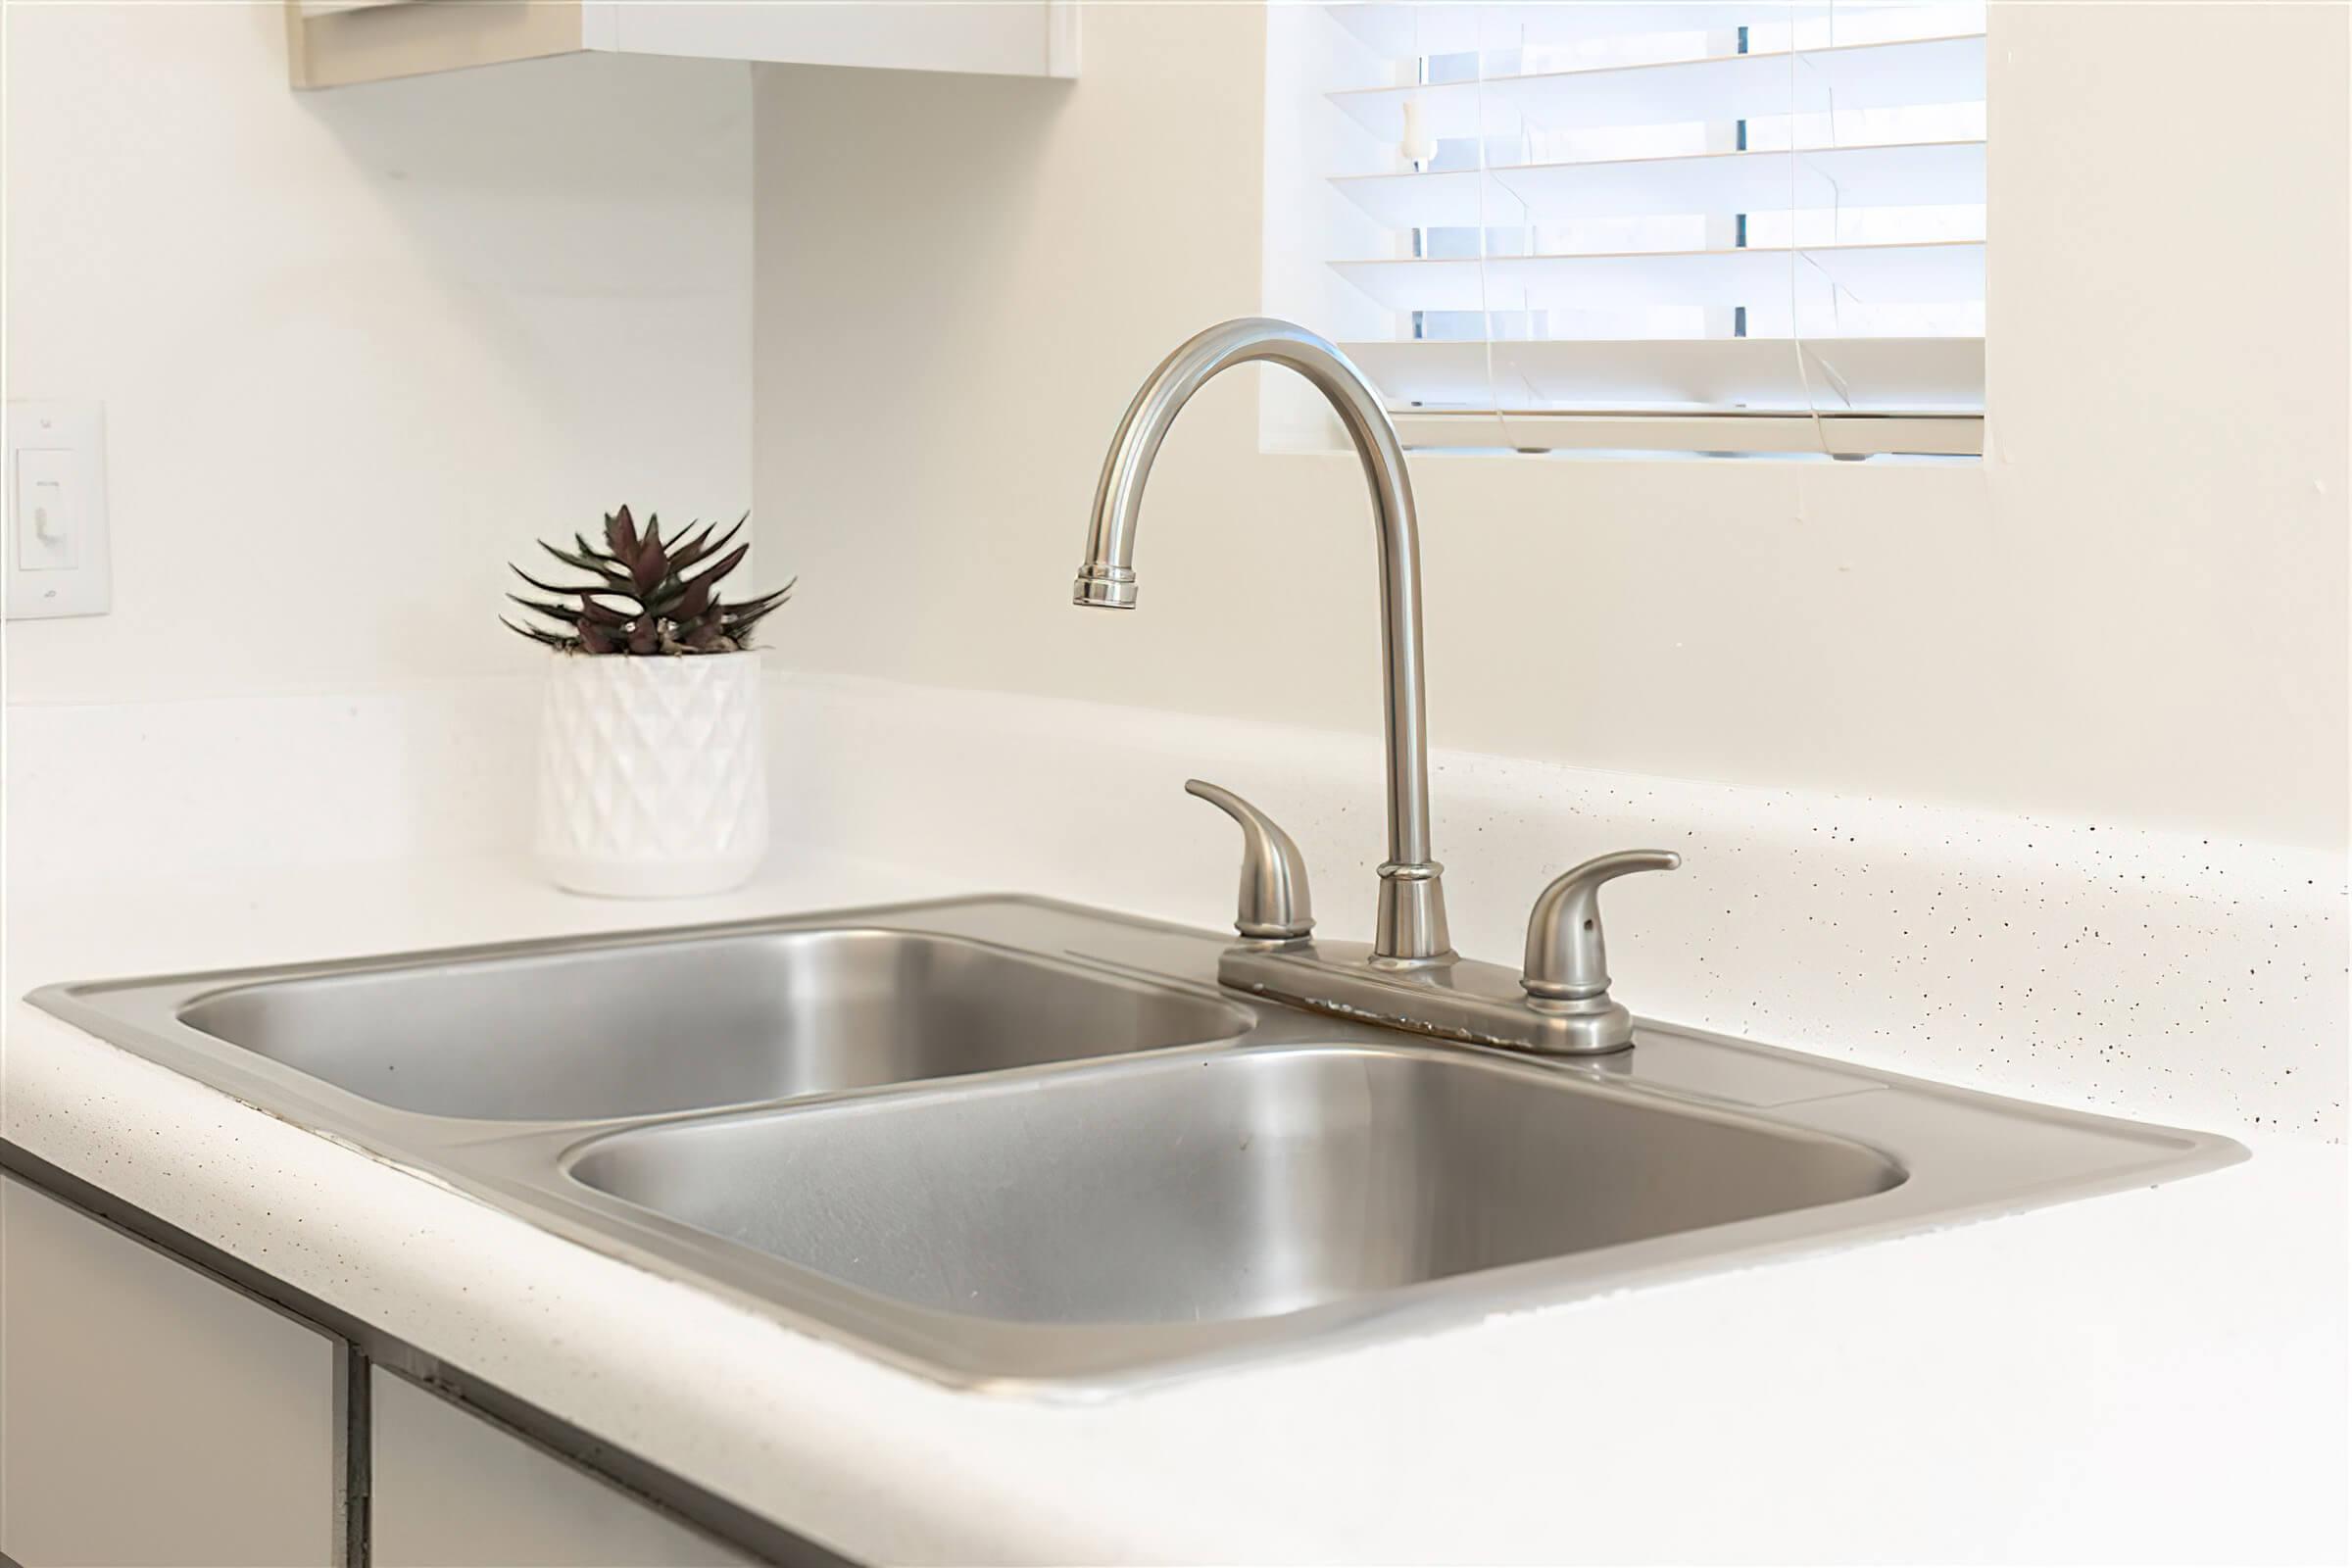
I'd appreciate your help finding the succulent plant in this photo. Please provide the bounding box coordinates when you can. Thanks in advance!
[503,506,792,656]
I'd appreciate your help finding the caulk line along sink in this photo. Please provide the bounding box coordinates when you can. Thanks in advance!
[31,894,2245,1395]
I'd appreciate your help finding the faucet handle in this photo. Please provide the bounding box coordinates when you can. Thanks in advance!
[1521,850,1680,1030]
[1186,779,1315,942]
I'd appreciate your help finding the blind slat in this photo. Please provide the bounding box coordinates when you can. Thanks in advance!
[1344,336,1984,412]
[1325,1,1943,62]
[1391,410,1984,457]
[1330,32,1986,142]
[1331,239,1984,313]
[1333,138,1984,229]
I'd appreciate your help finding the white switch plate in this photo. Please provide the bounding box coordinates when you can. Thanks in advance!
[5,401,110,619]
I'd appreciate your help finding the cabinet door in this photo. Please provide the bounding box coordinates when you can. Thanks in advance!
[0,1172,341,1567]
[370,1370,754,1567]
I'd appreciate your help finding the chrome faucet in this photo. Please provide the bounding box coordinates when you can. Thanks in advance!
[1073,318,1451,964]
[1075,318,1678,1055]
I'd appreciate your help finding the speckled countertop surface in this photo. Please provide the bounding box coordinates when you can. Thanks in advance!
[8,849,2346,1565]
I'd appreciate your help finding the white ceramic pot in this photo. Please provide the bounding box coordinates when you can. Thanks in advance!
[534,650,768,898]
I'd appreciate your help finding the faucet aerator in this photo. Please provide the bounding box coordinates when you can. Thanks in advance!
[1072,566,1138,609]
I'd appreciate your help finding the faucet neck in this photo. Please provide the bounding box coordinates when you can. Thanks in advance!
[1075,318,1449,963]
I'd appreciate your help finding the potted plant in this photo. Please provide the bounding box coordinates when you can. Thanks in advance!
[504,506,792,898]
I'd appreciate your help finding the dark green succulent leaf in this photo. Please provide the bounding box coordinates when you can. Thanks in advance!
[512,564,639,605]
[573,533,627,572]
[722,580,796,622]
[506,593,584,625]
[663,519,714,569]
[649,547,747,616]
[502,616,576,651]
[566,595,633,626]
[697,518,750,564]
[720,577,794,628]
[579,619,623,655]
[667,515,745,573]
[723,599,786,632]
[723,588,789,618]
[733,578,795,609]
[720,610,784,648]
[643,573,690,616]
[542,540,632,584]
[675,541,750,601]
[606,506,639,561]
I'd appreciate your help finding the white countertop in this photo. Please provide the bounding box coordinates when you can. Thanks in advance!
[8,847,2346,1565]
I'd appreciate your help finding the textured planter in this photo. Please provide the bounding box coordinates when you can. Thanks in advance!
[534,651,768,898]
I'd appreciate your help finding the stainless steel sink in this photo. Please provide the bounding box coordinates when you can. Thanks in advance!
[172,926,1252,1122]
[29,895,2245,1393]
[569,1044,1902,1325]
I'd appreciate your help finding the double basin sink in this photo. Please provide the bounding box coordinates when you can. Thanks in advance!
[32,896,2243,1391]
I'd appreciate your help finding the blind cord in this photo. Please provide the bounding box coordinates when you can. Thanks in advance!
[1788,8,1832,458]
[1473,17,1507,450]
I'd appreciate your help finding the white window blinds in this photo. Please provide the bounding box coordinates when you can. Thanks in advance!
[1263,2,1988,457]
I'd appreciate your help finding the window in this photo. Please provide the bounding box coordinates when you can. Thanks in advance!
[1263,2,1987,458]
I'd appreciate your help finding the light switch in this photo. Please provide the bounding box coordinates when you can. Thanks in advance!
[5,401,110,619]
[17,450,78,570]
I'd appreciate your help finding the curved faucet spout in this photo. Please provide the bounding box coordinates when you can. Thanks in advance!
[1071,318,1451,963]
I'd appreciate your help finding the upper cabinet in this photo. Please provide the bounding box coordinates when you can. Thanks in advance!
[284,0,1079,89]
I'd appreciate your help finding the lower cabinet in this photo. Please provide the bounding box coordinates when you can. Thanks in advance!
[370,1370,755,1567]
[0,1172,342,1567]
[4,1170,766,1567]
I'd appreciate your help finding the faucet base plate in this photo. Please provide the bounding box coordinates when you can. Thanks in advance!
[1217,940,1637,1056]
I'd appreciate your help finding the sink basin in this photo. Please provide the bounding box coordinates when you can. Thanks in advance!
[568,1043,1904,1326]
[173,926,1251,1121]
[30,895,2245,1391]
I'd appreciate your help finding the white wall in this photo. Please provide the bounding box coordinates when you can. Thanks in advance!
[2,5,753,704]
[752,2,2349,852]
